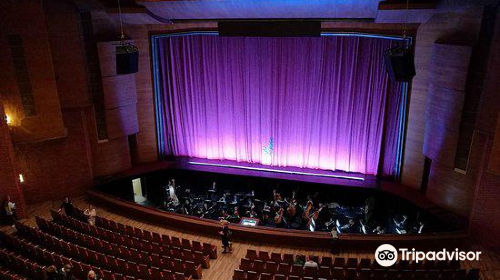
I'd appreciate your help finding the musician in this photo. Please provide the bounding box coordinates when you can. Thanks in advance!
[364,197,376,226]
[218,209,229,220]
[228,207,241,223]
[274,207,286,228]
[286,198,297,219]
[372,225,385,235]
[245,203,258,218]
[168,191,180,206]
[339,219,357,233]
[412,221,425,234]
[261,212,272,227]
[393,214,408,230]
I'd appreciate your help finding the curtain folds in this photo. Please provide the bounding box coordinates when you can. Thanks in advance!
[158,35,401,175]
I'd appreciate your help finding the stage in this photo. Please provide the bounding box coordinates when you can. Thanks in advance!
[170,157,379,189]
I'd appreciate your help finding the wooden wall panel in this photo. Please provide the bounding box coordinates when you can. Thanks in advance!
[0,0,66,143]
[105,104,139,139]
[401,10,482,189]
[97,40,139,140]
[0,95,26,218]
[15,109,94,204]
[43,0,91,109]
[92,136,132,177]
[470,7,500,251]
[488,114,500,174]
[102,74,138,108]
[423,43,472,166]
[428,43,472,91]
[469,170,500,251]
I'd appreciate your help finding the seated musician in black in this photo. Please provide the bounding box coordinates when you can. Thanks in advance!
[339,218,358,233]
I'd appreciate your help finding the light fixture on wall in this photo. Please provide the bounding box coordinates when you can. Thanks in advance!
[4,114,10,125]
[19,174,24,183]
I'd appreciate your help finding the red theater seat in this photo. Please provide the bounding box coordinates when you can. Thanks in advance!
[283,254,294,264]
[233,269,246,280]
[260,273,272,280]
[278,263,291,275]
[246,249,258,260]
[246,271,259,280]
[258,251,270,262]
[271,253,282,263]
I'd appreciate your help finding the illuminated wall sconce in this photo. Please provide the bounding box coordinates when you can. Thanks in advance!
[19,174,24,183]
[4,114,10,125]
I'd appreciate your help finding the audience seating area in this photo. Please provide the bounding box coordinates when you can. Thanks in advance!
[233,249,480,280]
[0,251,44,280]
[70,208,218,260]
[0,208,218,280]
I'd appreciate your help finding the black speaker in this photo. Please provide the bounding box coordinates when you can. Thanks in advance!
[384,46,416,82]
[218,21,321,37]
[116,45,139,75]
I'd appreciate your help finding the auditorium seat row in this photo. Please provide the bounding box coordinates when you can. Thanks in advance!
[0,234,190,280]
[0,236,95,280]
[0,265,29,280]
[11,223,196,280]
[0,249,44,280]
[234,260,479,280]
[36,216,210,269]
[245,249,462,271]
[237,250,479,280]
[55,209,218,259]
[233,266,480,280]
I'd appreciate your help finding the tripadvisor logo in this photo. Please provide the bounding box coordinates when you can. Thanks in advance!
[375,244,482,267]
[375,244,398,267]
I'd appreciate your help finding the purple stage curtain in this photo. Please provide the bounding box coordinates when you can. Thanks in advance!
[158,35,401,175]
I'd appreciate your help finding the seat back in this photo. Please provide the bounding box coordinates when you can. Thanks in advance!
[333,257,345,268]
[240,258,253,271]
[320,256,332,267]
[274,274,286,280]
[258,251,270,261]
[346,258,357,269]
[233,269,246,280]
[246,249,257,260]
[265,262,278,274]
[271,252,282,263]
[283,254,294,264]
[247,271,259,280]
[278,263,291,275]
[260,273,272,280]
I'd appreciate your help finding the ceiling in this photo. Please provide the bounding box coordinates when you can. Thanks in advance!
[100,0,440,24]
